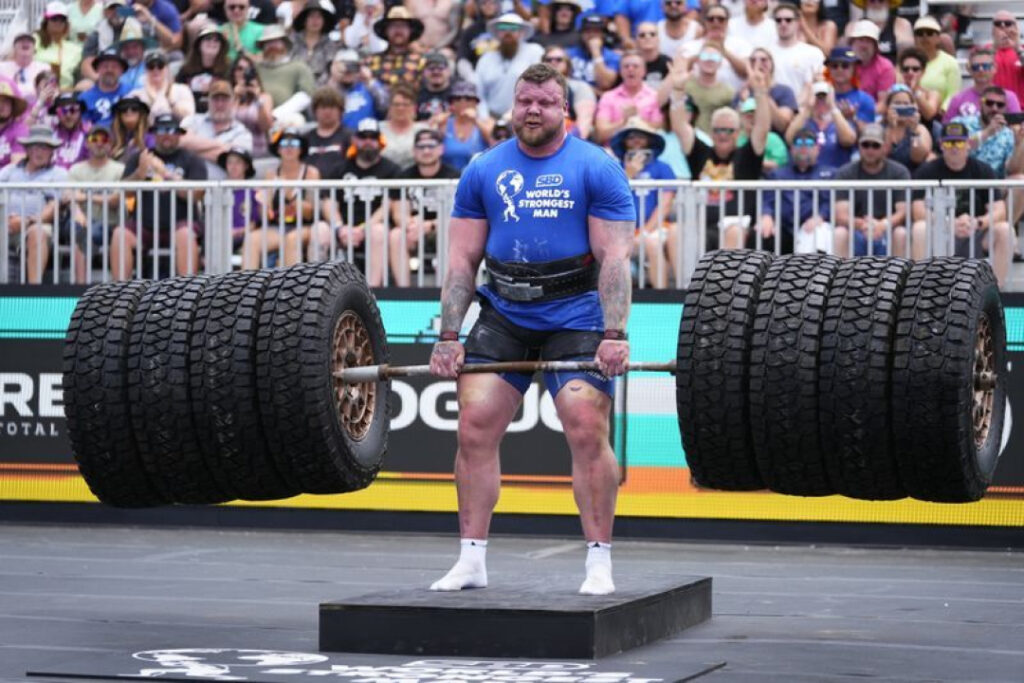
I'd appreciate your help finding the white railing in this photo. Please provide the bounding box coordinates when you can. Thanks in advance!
[2,178,1022,290]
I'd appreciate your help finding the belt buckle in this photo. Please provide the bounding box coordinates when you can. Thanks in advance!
[496,280,545,302]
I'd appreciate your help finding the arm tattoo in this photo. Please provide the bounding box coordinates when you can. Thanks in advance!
[440,269,476,332]
[596,219,634,331]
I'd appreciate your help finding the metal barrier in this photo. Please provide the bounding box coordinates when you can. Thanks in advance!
[2,178,1022,289]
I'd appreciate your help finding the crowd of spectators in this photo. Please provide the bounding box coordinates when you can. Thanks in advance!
[1,0,1023,287]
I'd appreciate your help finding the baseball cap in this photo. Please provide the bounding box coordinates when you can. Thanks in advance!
[422,50,448,68]
[415,128,443,144]
[356,118,381,135]
[581,15,606,31]
[914,16,942,33]
[207,79,233,98]
[859,123,885,144]
[448,81,479,101]
[848,20,881,42]
[941,121,970,141]
[827,47,858,64]
[739,97,757,114]
[812,81,831,97]
[150,113,183,133]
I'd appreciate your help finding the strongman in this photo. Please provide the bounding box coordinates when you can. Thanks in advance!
[429,63,636,595]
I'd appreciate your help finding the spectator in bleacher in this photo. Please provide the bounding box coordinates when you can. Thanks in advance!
[848,19,894,103]
[79,1,141,81]
[116,22,148,91]
[758,128,835,255]
[738,97,787,172]
[614,0,679,49]
[475,13,544,118]
[0,33,53,105]
[833,122,910,257]
[254,26,316,118]
[216,146,260,261]
[895,47,941,125]
[568,15,620,93]
[673,67,771,250]
[180,79,254,173]
[797,0,838,56]
[131,0,184,52]
[594,51,663,145]
[612,117,677,289]
[326,117,400,287]
[407,0,462,52]
[729,0,777,48]
[344,0,387,56]
[633,22,670,92]
[911,121,1014,287]
[26,72,60,126]
[67,0,105,45]
[536,0,584,51]
[50,93,90,169]
[542,45,596,141]
[679,6,750,93]
[0,85,31,169]
[230,54,273,157]
[386,127,460,287]
[379,82,428,170]
[733,48,796,137]
[439,81,489,172]
[489,116,512,144]
[110,95,151,160]
[951,86,1023,180]
[417,51,455,122]
[946,47,1021,124]
[113,113,208,279]
[131,52,196,123]
[844,0,912,64]
[303,86,351,177]
[290,0,341,87]
[786,80,856,171]
[206,0,278,26]
[456,0,501,82]
[68,125,125,258]
[914,15,960,114]
[176,26,231,115]
[882,85,931,174]
[656,0,698,59]
[825,47,875,132]
[366,6,426,88]
[1,126,72,284]
[992,11,1024,106]
[221,0,264,62]
[243,127,330,268]
[770,2,825,98]
[325,50,384,130]
[680,46,734,136]
[35,2,83,91]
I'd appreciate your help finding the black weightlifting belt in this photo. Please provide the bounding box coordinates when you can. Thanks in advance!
[485,253,598,303]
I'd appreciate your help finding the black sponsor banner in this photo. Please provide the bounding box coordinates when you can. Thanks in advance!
[0,339,71,463]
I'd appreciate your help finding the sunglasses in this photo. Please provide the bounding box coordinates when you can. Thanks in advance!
[971,62,994,71]
[775,16,796,23]
[153,127,180,135]
[414,142,439,150]
[793,138,816,147]
[914,30,939,37]
[828,61,854,69]
[665,0,685,5]
[146,61,166,70]
[87,133,110,142]
[941,139,967,149]
[119,104,142,113]
[705,15,727,24]
[699,52,723,62]
[636,32,657,38]
[226,4,247,10]
[543,56,567,63]
[901,64,922,72]
[993,20,1017,28]
[712,127,736,135]
[859,141,882,149]
[58,105,81,115]
[278,137,302,148]
[983,99,1006,108]
[355,132,380,140]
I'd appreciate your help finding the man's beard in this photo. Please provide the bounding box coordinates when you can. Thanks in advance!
[356,148,379,164]
[499,39,519,60]
[513,117,561,148]
[866,8,888,23]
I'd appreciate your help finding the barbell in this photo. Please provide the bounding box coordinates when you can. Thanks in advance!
[63,252,1007,508]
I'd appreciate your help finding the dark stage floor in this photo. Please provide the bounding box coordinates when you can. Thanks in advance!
[0,523,1021,682]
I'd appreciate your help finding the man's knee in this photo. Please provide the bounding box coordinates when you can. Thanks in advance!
[557,381,610,451]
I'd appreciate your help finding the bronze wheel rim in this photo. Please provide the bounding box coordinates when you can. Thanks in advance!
[973,313,995,451]
[332,311,376,441]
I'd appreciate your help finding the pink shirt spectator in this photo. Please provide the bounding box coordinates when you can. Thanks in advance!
[595,83,663,131]
[0,119,29,167]
[943,87,1021,123]
[856,54,896,101]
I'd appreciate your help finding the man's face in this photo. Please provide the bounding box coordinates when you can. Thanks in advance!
[413,136,442,165]
[981,92,1006,125]
[663,0,684,21]
[774,9,798,40]
[424,62,450,89]
[635,23,658,52]
[496,26,522,52]
[386,21,411,47]
[703,9,728,38]
[153,129,180,154]
[315,103,341,128]
[97,59,125,88]
[624,131,649,151]
[827,59,854,86]
[120,41,144,66]
[697,47,723,76]
[262,39,287,60]
[510,79,566,149]
[553,5,574,28]
[619,55,645,84]
[791,136,819,167]
[992,12,1019,49]
[581,26,603,46]
[208,93,235,122]
[104,6,123,28]
[12,38,34,62]
[542,50,569,75]
[858,137,886,164]
[710,114,739,154]
[941,137,969,168]
[850,37,877,63]
[354,132,381,162]
[26,144,53,168]
[749,50,773,75]
[86,130,111,158]
[970,55,996,86]
[226,0,249,22]
[746,0,767,13]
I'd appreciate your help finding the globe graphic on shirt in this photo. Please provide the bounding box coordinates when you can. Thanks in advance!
[495,169,524,222]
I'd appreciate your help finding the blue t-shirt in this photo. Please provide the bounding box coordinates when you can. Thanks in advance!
[452,136,636,331]
[630,158,675,225]
[835,88,877,123]
[806,119,854,169]
[567,46,621,88]
[81,82,131,126]
[342,82,376,130]
[442,117,487,172]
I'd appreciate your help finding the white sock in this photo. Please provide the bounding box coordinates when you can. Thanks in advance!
[430,538,488,591]
[579,541,615,595]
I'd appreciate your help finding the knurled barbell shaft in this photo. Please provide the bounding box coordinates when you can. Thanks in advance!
[335,360,678,383]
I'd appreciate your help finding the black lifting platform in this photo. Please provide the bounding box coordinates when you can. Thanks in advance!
[319,574,712,659]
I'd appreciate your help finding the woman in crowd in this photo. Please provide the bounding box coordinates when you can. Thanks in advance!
[913,15,961,115]
[26,71,60,125]
[798,0,838,56]
[882,84,932,173]
[67,0,103,44]
[380,82,428,170]
[35,2,83,90]
[231,54,275,157]
[176,26,232,114]
[243,128,333,268]
[216,146,262,258]
[110,95,152,161]
[895,46,941,124]
[290,0,341,87]
[439,81,489,172]
[130,52,196,123]
[845,0,913,63]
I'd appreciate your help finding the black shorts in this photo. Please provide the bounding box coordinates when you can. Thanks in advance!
[463,300,613,396]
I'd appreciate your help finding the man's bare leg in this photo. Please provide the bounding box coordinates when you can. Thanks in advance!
[430,373,523,591]
[555,380,618,595]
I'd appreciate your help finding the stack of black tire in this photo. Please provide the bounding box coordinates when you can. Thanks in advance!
[677,250,1007,503]
[62,262,390,507]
